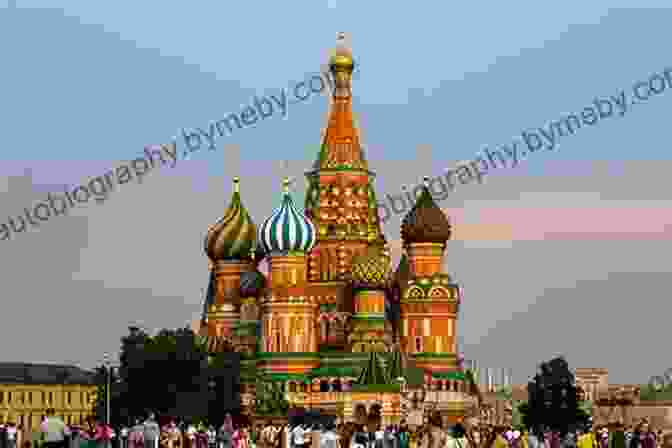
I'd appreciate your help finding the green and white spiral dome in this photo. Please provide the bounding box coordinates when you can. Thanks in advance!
[259,178,317,255]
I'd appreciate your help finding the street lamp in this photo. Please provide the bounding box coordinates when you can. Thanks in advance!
[103,353,111,426]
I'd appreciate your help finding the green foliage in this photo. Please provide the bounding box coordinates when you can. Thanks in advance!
[517,401,532,430]
[640,384,672,401]
[111,325,237,425]
[495,385,513,400]
[524,357,589,434]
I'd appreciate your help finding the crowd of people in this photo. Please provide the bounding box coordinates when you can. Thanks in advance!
[0,411,670,448]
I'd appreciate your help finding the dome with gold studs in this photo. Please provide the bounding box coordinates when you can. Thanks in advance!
[401,177,452,246]
[205,177,257,261]
[350,245,392,290]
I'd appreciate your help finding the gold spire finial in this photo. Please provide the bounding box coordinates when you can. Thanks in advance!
[282,177,291,193]
[233,177,240,193]
[330,32,354,74]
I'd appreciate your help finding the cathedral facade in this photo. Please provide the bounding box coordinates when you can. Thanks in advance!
[199,36,470,425]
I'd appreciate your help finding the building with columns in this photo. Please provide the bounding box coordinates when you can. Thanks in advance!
[0,363,96,431]
[197,34,471,425]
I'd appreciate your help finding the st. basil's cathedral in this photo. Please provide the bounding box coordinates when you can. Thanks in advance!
[199,34,472,426]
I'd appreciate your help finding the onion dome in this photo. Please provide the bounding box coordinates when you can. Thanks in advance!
[239,269,266,297]
[205,178,257,261]
[200,270,216,325]
[351,245,392,290]
[401,176,452,246]
[259,178,317,254]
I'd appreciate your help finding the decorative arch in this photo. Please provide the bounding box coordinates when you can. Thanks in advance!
[354,404,368,424]
[428,286,451,298]
[404,286,425,299]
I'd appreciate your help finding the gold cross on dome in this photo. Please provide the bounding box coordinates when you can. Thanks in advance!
[282,160,295,189]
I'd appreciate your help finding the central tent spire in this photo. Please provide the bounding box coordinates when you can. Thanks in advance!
[313,32,368,171]
[304,33,386,282]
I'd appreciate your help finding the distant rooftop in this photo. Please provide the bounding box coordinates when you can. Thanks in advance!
[0,362,96,385]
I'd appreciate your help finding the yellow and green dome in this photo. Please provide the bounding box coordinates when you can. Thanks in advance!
[351,245,392,290]
[205,177,257,261]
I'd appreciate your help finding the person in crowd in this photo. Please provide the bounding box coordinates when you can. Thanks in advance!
[185,421,197,448]
[291,425,307,448]
[321,423,339,448]
[397,423,409,448]
[207,426,217,448]
[447,424,467,448]
[5,416,19,448]
[129,418,145,448]
[578,426,596,448]
[143,414,160,448]
[196,423,209,448]
[639,421,655,448]
[95,420,116,448]
[611,423,626,448]
[218,421,233,448]
[41,409,68,448]
[160,419,180,448]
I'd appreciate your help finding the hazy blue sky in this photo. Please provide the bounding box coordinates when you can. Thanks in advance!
[1,1,671,385]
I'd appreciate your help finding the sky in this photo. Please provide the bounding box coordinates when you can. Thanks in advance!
[1,0,671,385]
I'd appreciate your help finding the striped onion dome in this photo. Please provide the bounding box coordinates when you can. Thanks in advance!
[351,245,392,290]
[259,178,317,255]
[205,177,257,261]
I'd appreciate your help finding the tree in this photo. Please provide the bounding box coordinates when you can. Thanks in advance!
[111,325,236,425]
[524,357,590,436]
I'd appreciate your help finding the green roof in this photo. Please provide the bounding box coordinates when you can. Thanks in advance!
[405,366,425,388]
[388,351,404,380]
[356,352,390,385]
[262,373,311,384]
[310,366,360,378]
[432,371,465,381]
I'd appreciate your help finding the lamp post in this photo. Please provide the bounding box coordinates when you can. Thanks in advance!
[103,353,111,426]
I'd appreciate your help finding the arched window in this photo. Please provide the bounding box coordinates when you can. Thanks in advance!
[289,382,297,393]
[333,379,342,392]
[320,380,330,392]
[415,337,422,353]
[320,318,329,343]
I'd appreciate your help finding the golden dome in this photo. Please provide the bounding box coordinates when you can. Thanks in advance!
[351,245,392,290]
